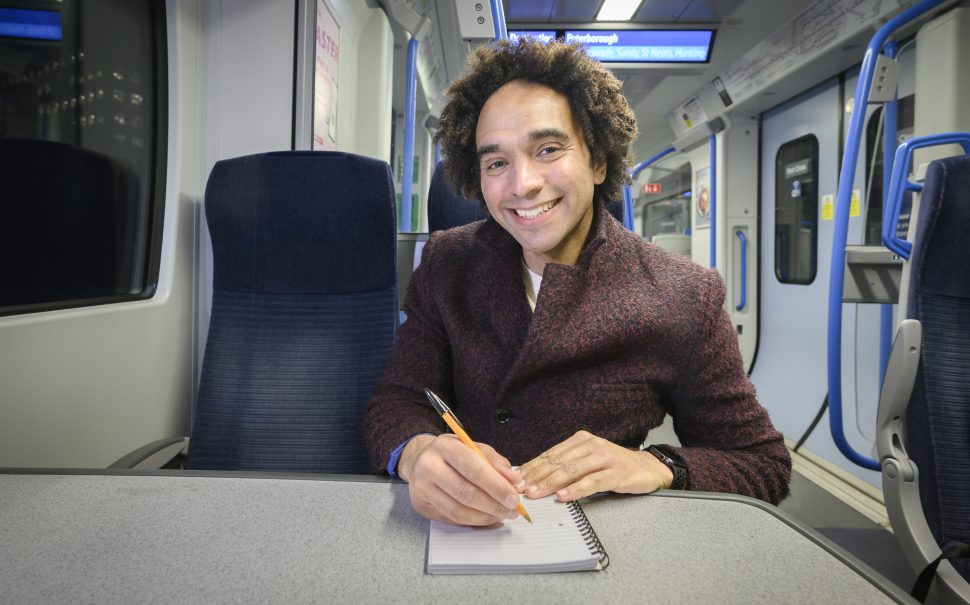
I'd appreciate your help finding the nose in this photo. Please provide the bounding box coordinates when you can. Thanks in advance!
[510,159,543,199]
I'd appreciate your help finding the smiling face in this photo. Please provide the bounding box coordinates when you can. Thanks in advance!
[476,81,607,274]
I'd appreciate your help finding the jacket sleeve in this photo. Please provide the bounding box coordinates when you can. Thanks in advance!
[663,273,792,505]
[363,235,450,473]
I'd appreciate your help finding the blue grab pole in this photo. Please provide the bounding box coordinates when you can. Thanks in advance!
[735,230,747,311]
[631,147,676,178]
[827,0,944,471]
[879,41,898,393]
[400,37,418,232]
[709,133,716,269]
[490,0,507,40]
[622,186,635,231]
[884,132,970,258]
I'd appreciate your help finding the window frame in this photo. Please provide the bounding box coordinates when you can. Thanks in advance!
[0,0,168,317]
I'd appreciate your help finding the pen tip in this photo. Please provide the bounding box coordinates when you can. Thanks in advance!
[523,513,533,524]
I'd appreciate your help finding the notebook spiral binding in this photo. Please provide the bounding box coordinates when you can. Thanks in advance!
[567,500,610,570]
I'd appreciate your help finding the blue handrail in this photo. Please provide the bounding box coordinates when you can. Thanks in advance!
[490,0,507,40]
[709,133,717,269]
[400,37,418,232]
[884,132,970,259]
[827,0,945,471]
[735,230,747,311]
[879,41,898,394]
[623,147,677,231]
[622,186,634,231]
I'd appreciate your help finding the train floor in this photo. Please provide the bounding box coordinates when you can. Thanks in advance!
[778,467,922,599]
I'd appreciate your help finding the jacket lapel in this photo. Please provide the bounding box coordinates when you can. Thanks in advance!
[491,205,618,403]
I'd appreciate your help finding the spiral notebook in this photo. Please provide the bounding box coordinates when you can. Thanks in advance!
[426,495,609,574]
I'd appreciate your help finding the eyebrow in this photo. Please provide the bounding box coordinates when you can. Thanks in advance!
[476,128,570,158]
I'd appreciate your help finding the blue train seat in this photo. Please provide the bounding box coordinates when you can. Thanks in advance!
[427,161,489,233]
[186,151,398,474]
[877,142,970,604]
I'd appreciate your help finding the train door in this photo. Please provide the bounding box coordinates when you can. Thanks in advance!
[752,76,882,487]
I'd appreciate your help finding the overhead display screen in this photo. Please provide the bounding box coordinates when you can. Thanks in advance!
[509,29,714,64]
[0,8,62,41]
[508,30,556,44]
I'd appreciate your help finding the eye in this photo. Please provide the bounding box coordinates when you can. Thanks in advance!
[538,144,563,157]
[484,159,507,171]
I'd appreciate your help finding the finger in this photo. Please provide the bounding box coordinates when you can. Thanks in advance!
[476,443,526,489]
[409,455,512,526]
[553,469,614,502]
[429,482,511,526]
[525,450,601,499]
[520,430,594,474]
[437,436,522,516]
[521,438,599,497]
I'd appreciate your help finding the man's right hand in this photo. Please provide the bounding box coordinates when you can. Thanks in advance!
[398,433,525,526]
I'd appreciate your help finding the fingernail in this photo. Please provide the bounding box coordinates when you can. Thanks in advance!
[514,479,526,490]
[528,484,538,495]
[505,494,519,509]
[557,489,568,500]
[507,510,519,520]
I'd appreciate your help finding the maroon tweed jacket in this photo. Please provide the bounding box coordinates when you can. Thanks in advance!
[364,205,791,504]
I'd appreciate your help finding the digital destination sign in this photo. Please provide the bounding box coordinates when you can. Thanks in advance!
[508,30,556,45]
[509,29,714,64]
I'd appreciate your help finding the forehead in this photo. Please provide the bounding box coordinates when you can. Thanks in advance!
[475,81,580,143]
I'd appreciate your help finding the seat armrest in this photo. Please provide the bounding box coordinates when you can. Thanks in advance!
[875,319,921,471]
[109,437,188,469]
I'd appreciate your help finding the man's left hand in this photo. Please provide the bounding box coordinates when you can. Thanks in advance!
[518,430,673,501]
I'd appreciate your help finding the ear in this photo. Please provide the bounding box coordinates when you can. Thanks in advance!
[592,154,607,185]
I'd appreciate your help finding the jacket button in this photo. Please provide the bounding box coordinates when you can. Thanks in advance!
[495,408,511,424]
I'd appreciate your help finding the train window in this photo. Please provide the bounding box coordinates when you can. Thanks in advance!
[0,1,166,315]
[634,161,691,242]
[774,135,818,285]
[863,95,915,245]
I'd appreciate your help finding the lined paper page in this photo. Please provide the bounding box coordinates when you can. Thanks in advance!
[427,496,603,574]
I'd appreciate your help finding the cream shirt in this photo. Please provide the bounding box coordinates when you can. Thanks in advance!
[520,258,542,311]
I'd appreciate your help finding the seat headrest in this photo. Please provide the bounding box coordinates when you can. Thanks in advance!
[205,151,396,294]
[909,154,970,305]
[427,161,489,232]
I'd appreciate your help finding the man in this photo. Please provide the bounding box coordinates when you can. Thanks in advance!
[364,39,791,527]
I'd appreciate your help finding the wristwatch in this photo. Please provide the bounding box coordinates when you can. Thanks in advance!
[645,445,689,490]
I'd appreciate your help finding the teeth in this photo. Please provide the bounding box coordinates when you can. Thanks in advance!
[514,201,555,219]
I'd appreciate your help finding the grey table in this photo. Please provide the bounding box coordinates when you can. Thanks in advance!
[0,470,912,603]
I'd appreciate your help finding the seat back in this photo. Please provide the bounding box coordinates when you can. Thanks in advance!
[603,199,625,224]
[427,161,489,233]
[904,153,970,583]
[188,151,397,474]
[878,146,970,603]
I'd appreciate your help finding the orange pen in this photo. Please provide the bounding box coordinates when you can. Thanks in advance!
[424,387,532,523]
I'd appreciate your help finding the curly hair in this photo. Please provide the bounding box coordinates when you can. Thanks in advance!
[434,38,638,207]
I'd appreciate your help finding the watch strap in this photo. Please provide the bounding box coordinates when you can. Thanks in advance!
[646,445,689,490]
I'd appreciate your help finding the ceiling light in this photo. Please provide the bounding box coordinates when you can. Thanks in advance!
[596,0,643,21]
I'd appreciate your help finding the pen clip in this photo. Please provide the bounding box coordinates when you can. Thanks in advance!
[423,388,464,429]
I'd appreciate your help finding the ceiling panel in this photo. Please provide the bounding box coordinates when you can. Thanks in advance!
[503,0,739,25]
[547,0,605,21]
[673,0,745,22]
[633,0,695,22]
[503,0,556,21]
